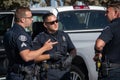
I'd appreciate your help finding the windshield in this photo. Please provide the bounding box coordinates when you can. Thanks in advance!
[57,10,110,30]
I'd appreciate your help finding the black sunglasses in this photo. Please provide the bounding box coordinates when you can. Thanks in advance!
[45,19,58,25]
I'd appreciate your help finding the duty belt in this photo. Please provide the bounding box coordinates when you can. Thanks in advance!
[8,64,35,74]
[43,63,61,69]
[8,64,21,74]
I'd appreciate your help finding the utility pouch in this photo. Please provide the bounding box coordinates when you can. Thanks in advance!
[9,64,21,74]
[21,65,36,80]
[101,62,109,77]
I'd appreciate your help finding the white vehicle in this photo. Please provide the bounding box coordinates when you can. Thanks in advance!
[30,5,109,80]
[0,5,109,80]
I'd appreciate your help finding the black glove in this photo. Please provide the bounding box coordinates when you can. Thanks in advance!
[62,55,73,68]
[50,53,63,60]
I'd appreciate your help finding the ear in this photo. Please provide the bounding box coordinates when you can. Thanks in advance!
[20,18,25,23]
[117,12,120,17]
[43,22,47,28]
[114,11,119,18]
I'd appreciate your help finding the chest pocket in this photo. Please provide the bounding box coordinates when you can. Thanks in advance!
[56,34,68,55]
[40,32,68,55]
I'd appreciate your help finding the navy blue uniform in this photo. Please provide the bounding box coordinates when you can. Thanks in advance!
[3,23,35,80]
[98,18,120,80]
[33,30,75,80]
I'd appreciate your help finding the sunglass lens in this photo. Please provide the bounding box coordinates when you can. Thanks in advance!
[50,20,58,25]
[46,19,58,25]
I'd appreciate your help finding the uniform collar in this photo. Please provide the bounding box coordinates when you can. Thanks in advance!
[45,30,59,36]
[14,23,26,32]
[111,18,120,23]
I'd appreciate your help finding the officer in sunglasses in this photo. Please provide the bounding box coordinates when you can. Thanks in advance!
[33,13,76,80]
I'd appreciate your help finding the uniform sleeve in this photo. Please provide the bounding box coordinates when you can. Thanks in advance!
[32,35,42,50]
[16,34,32,52]
[98,26,113,43]
[65,33,75,52]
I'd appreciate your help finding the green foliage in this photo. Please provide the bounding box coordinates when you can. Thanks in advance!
[0,0,119,10]
[0,0,29,10]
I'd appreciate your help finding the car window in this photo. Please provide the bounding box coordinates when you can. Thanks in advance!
[31,13,46,39]
[58,10,109,30]
[30,10,110,35]
[0,14,14,48]
[0,14,13,36]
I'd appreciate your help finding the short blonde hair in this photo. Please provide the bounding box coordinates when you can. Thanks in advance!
[15,6,31,22]
[107,3,120,12]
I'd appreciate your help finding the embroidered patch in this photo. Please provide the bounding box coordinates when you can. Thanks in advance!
[21,42,27,47]
[18,35,27,42]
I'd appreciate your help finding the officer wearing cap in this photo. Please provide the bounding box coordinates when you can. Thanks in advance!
[33,13,76,80]
[3,7,58,80]
[93,3,120,80]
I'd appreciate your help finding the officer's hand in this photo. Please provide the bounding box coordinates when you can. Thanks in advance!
[62,55,73,68]
[43,39,58,51]
[50,53,63,60]
[93,53,102,62]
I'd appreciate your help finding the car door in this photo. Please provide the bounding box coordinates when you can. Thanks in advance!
[0,11,14,77]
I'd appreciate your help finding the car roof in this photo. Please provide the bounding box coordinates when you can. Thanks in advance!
[88,6,106,10]
[30,5,106,16]
[0,11,14,14]
[31,7,58,16]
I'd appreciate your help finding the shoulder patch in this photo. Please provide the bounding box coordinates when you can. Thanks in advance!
[18,35,27,41]
[62,36,66,41]
[21,42,27,47]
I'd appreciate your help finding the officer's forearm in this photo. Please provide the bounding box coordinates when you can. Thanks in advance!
[20,47,49,62]
[95,39,105,53]
[34,54,50,62]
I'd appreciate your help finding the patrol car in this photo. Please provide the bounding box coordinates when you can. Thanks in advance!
[30,5,109,80]
[0,5,109,80]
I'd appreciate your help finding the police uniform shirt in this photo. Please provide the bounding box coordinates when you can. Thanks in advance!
[33,30,75,80]
[98,18,120,63]
[33,30,75,60]
[4,23,33,65]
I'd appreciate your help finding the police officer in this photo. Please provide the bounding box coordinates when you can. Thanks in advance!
[93,3,120,80]
[33,13,76,80]
[3,7,58,80]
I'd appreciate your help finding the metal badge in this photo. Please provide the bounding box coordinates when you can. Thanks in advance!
[33,37,38,42]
